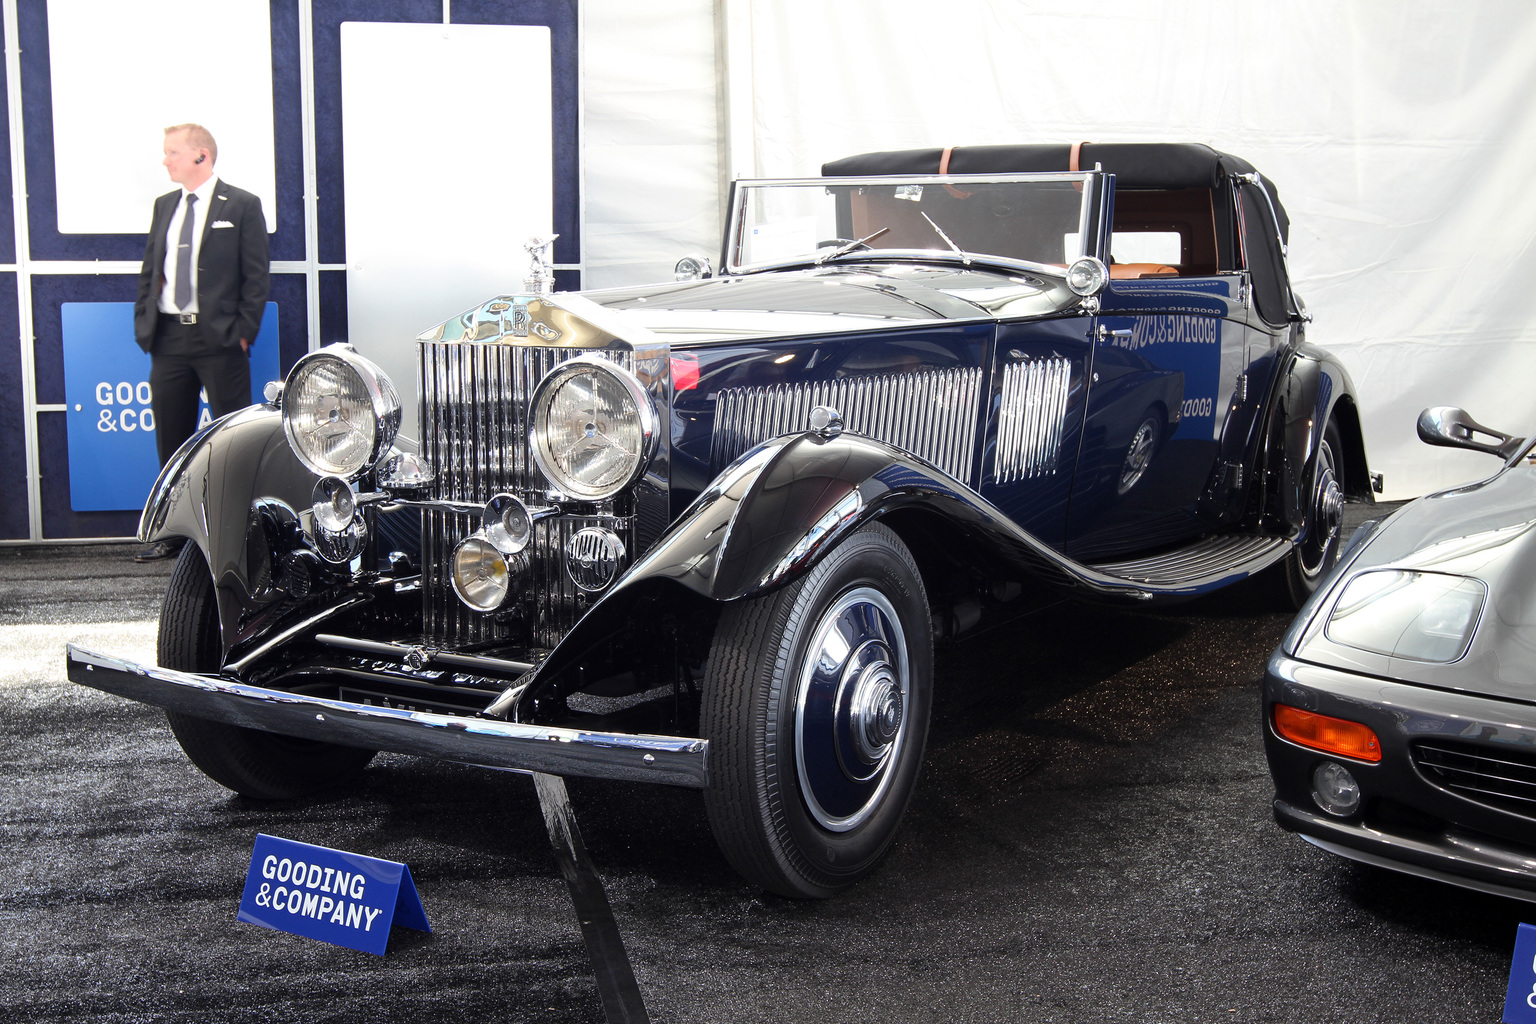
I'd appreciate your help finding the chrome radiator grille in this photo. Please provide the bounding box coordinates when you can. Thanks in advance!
[418,341,633,648]
[994,357,1071,483]
[710,368,983,482]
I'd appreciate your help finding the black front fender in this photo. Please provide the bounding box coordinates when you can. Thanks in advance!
[522,431,1157,703]
[1275,345,1372,534]
[139,404,318,653]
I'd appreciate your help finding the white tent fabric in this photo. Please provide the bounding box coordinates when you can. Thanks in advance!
[584,0,1536,500]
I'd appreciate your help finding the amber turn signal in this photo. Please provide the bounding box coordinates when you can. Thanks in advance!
[1274,704,1382,763]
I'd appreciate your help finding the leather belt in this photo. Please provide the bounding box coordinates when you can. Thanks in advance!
[160,312,198,324]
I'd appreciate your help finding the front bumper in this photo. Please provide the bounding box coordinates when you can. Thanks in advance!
[66,644,709,789]
[1264,651,1536,901]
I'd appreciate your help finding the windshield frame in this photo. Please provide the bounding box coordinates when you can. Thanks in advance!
[722,172,1108,277]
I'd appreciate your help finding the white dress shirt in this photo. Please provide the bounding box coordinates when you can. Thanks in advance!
[158,175,218,315]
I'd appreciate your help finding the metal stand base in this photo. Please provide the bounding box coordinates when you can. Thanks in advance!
[532,772,651,1024]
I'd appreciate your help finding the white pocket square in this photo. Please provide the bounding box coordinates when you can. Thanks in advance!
[211,220,235,228]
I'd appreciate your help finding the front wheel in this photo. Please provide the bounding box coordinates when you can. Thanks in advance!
[159,544,375,800]
[1283,419,1346,608]
[701,523,933,899]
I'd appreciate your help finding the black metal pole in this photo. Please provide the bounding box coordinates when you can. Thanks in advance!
[531,772,651,1024]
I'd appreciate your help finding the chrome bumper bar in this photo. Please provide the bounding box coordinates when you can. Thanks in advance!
[65,644,709,789]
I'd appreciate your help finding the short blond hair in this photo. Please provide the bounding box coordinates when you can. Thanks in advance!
[164,123,217,165]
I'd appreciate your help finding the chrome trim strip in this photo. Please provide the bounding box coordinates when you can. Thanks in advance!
[712,368,983,482]
[66,644,708,789]
[313,633,536,675]
[995,357,1071,483]
[225,594,372,673]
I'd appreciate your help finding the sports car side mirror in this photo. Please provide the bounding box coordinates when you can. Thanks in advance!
[1417,406,1525,459]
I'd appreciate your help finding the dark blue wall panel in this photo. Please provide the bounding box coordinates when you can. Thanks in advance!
[0,274,23,540]
[13,2,580,540]
[18,1,306,262]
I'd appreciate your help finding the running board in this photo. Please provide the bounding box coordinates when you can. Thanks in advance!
[1087,535,1291,595]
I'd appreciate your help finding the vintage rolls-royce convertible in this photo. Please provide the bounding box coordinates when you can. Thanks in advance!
[68,143,1374,898]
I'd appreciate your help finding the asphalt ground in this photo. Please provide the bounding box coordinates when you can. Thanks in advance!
[2,515,1529,1024]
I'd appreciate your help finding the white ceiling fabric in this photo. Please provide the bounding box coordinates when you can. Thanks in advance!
[584,0,1536,499]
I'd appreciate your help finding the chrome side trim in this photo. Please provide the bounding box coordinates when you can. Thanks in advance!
[313,634,536,675]
[711,368,983,482]
[66,644,708,789]
[995,357,1071,483]
[225,594,372,673]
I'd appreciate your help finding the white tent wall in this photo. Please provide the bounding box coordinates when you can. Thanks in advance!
[583,0,1536,502]
[582,0,723,289]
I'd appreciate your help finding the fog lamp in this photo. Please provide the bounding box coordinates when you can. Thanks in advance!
[309,476,367,564]
[1312,761,1361,817]
[484,493,534,554]
[451,535,510,612]
[312,476,357,534]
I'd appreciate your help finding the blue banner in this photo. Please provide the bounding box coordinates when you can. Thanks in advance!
[237,833,430,956]
[1505,923,1536,1023]
[61,302,279,511]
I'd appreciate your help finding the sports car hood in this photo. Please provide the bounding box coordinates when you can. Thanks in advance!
[580,264,1080,343]
[1291,456,1536,700]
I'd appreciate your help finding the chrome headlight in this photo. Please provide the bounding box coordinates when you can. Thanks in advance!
[529,357,658,500]
[282,345,401,479]
[1324,569,1487,663]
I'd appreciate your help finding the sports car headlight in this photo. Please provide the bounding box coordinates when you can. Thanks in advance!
[1324,569,1487,663]
[282,346,401,479]
[529,357,658,500]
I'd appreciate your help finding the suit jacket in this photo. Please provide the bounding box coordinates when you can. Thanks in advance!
[134,179,270,354]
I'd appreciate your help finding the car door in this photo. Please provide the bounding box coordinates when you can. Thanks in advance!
[1065,278,1248,562]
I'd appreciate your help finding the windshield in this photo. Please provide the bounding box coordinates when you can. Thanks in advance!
[727,174,1097,274]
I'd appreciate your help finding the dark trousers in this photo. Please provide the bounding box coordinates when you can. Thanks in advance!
[149,315,251,465]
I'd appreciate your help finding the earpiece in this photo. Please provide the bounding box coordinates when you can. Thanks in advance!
[195,154,205,164]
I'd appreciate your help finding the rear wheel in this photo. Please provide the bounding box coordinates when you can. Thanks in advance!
[1283,420,1346,608]
[701,523,932,898]
[159,544,374,799]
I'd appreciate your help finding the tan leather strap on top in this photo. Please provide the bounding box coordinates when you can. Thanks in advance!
[1069,141,1086,172]
[939,146,972,198]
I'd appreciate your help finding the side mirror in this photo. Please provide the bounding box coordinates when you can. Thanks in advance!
[1417,406,1525,459]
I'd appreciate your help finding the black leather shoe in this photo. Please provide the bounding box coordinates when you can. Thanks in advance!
[133,539,184,562]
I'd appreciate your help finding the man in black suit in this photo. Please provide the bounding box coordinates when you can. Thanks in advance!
[133,123,269,560]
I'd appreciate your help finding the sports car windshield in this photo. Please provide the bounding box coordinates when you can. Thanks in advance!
[727,174,1096,274]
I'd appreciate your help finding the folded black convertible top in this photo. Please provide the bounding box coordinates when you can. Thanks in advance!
[822,143,1288,242]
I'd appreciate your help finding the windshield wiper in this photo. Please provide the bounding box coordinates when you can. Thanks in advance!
[921,212,972,266]
[815,226,890,265]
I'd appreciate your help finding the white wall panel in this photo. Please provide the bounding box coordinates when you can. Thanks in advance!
[47,0,276,233]
[582,0,720,289]
[340,21,553,437]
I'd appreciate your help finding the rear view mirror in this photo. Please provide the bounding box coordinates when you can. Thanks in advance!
[1417,406,1525,459]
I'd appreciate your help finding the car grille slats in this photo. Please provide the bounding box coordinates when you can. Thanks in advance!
[711,368,983,482]
[1413,739,1536,819]
[418,341,633,649]
[995,357,1071,483]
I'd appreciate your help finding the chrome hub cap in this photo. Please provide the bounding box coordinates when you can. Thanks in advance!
[796,587,909,832]
[1118,417,1158,494]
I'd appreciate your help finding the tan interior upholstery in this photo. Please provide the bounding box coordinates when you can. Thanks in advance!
[1109,263,1178,279]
